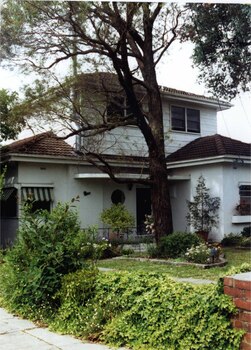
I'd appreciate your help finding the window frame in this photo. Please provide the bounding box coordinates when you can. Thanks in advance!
[237,184,251,216]
[171,105,201,134]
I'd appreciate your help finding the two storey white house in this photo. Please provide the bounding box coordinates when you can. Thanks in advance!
[1,79,250,247]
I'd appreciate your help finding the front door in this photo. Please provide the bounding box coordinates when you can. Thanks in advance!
[136,188,151,233]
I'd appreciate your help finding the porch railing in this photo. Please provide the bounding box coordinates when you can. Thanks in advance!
[92,227,155,243]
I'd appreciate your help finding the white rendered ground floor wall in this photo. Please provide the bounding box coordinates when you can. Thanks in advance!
[2,158,250,245]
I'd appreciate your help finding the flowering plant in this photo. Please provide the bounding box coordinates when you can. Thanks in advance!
[144,214,155,234]
[185,243,211,264]
[185,242,222,264]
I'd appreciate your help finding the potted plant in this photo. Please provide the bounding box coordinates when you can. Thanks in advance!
[186,176,220,241]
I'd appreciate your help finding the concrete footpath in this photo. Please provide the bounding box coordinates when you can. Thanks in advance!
[0,308,127,350]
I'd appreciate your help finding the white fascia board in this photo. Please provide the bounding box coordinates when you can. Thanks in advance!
[6,154,146,169]
[166,155,251,169]
[5,154,88,165]
[74,173,190,181]
[74,173,149,180]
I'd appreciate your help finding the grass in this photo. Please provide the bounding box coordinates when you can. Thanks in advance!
[98,248,251,281]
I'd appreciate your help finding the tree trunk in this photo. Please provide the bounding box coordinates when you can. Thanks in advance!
[145,78,173,243]
[149,154,173,244]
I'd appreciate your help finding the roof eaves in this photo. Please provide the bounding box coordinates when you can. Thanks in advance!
[160,87,232,111]
[166,154,251,169]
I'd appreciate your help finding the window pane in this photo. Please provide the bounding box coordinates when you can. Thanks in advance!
[171,106,185,131]
[107,96,124,121]
[187,108,200,133]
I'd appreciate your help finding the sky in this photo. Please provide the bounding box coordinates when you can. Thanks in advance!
[0,39,250,144]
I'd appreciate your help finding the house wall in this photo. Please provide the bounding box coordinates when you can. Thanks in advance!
[162,98,218,155]
[18,162,141,230]
[169,162,251,241]
[18,162,70,203]
[222,163,251,235]
[169,180,190,232]
[168,164,224,241]
[80,97,218,158]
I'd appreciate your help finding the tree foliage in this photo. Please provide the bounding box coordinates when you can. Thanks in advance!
[0,2,249,239]
[183,4,251,100]
[1,1,181,240]
[186,176,220,233]
[0,89,25,141]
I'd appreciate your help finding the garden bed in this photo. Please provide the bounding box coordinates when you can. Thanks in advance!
[113,256,228,269]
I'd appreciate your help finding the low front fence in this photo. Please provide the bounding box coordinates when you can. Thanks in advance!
[95,227,155,244]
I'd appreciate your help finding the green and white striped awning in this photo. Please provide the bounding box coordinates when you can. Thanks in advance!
[21,187,54,202]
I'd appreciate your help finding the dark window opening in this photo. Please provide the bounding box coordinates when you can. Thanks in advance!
[171,106,185,131]
[26,200,51,213]
[171,106,200,133]
[187,108,200,133]
[111,189,125,204]
[238,185,251,215]
[21,187,53,213]
[1,188,18,217]
[107,96,124,121]
[106,96,139,123]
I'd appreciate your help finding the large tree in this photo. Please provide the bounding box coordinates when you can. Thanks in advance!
[1,2,250,241]
[0,89,25,142]
[182,3,251,99]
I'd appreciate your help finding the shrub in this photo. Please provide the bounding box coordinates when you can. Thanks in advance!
[121,248,134,256]
[240,237,251,248]
[241,226,251,238]
[186,175,220,233]
[158,232,200,258]
[147,244,159,258]
[51,270,244,350]
[51,268,99,336]
[100,203,135,232]
[221,233,243,247]
[185,243,211,264]
[0,201,103,320]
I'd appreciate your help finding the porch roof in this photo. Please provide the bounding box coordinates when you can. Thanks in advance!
[166,134,251,164]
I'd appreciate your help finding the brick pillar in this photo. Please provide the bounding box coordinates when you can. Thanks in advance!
[224,272,251,350]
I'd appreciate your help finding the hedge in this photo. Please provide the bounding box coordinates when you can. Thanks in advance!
[51,270,244,350]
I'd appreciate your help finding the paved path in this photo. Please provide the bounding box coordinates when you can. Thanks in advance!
[0,308,127,350]
[99,267,216,285]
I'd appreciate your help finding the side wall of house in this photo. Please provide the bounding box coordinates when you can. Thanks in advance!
[170,162,251,241]
[168,164,224,241]
[222,163,251,235]
[81,97,218,158]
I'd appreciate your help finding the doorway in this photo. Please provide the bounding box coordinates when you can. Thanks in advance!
[136,188,151,233]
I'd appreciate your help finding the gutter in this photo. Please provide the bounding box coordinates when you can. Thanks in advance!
[166,155,251,169]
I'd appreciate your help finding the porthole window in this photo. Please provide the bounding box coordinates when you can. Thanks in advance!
[111,189,125,204]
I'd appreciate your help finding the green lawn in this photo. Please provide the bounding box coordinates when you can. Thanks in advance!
[98,248,251,280]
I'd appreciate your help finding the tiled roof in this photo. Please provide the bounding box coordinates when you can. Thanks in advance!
[1,132,78,158]
[166,134,251,163]
[77,72,231,109]
[160,86,229,105]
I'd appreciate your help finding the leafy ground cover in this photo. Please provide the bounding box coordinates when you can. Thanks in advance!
[50,269,244,350]
[97,248,251,281]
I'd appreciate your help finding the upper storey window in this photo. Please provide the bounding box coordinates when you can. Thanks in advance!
[107,96,133,121]
[171,106,200,133]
